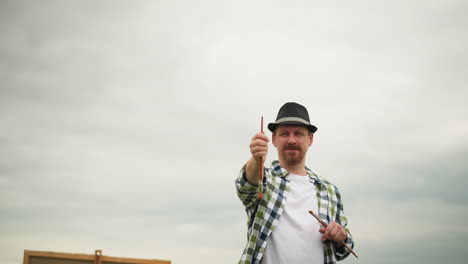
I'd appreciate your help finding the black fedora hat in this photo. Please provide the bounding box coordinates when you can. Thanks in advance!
[267,102,318,133]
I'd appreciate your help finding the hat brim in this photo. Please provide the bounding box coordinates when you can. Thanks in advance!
[267,121,317,133]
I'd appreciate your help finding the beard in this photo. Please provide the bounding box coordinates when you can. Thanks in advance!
[282,145,304,166]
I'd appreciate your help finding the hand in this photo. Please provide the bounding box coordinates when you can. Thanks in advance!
[244,133,269,185]
[319,222,347,245]
[249,132,269,163]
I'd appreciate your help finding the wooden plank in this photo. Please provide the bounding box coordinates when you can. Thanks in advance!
[101,256,171,264]
[25,250,94,261]
[29,256,92,264]
[24,250,171,264]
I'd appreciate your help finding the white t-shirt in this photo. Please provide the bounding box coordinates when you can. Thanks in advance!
[263,173,324,264]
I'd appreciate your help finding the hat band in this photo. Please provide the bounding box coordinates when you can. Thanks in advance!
[275,117,310,125]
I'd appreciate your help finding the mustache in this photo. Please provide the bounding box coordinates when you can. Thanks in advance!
[284,145,301,150]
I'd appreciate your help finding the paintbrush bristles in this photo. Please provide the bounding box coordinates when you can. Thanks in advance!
[308,210,327,227]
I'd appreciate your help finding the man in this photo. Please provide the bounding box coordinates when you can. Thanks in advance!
[236,102,354,264]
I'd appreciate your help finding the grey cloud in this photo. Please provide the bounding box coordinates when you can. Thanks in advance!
[1,1,468,264]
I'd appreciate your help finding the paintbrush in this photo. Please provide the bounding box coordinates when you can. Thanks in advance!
[308,210,358,258]
[257,116,264,199]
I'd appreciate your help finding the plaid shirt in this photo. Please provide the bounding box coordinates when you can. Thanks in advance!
[236,160,354,264]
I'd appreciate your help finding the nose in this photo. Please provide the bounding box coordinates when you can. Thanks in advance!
[287,134,297,145]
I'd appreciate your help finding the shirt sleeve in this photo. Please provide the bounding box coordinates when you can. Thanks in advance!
[335,232,355,260]
[333,187,355,260]
[235,165,261,216]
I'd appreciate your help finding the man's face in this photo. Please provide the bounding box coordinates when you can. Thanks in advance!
[272,125,313,167]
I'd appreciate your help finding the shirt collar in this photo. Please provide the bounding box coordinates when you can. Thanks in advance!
[270,160,324,185]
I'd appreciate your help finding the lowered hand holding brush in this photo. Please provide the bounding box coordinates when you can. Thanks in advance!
[309,210,358,258]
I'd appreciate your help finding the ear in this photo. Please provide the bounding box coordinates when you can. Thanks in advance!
[309,132,314,146]
[272,133,277,147]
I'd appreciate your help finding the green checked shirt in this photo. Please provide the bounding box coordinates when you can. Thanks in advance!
[236,160,354,264]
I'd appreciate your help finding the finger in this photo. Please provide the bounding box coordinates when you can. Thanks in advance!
[329,226,339,241]
[251,151,267,161]
[328,223,345,242]
[250,147,267,156]
[251,139,268,148]
[252,153,267,158]
[252,132,270,142]
[250,143,267,151]
[250,138,268,149]
[322,226,331,241]
[250,140,268,160]
[337,228,346,242]
[250,145,268,156]
[323,223,339,241]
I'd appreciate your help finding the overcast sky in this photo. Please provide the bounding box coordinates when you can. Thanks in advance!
[1,1,467,264]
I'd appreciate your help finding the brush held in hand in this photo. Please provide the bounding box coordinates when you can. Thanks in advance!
[308,210,358,258]
[257,116,264,199]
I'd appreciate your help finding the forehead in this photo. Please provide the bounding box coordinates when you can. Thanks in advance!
[275,125,309,133]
